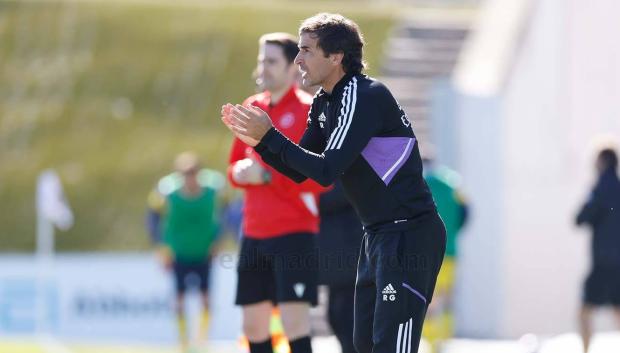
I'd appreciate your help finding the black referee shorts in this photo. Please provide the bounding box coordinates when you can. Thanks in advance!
[353,211,446,353]
[235,232,318,306]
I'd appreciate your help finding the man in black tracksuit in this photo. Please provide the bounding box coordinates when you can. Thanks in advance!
[222,13,446,353]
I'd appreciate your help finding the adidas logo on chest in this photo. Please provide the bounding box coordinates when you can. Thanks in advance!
[318,112,327,129]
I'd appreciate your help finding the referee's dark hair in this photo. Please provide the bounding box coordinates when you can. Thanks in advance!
[598,148,618,171]
[299,13,366,74]
[259,32,299,65]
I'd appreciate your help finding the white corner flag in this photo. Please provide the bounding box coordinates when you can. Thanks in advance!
[36,169,73,258]
[37,169,73,232]
[35,169,74,337]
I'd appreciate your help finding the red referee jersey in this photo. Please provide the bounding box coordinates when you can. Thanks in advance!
[228,86,327,239]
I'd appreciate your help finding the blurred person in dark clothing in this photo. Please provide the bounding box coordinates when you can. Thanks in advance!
[576,147,620,353]
[317,180,363,353]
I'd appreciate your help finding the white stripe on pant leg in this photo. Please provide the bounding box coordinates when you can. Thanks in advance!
[407,318,413,353]
[396,323,403,353]
[402,321,409,353]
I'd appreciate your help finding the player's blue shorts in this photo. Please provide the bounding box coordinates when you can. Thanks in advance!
[172,258,211,294]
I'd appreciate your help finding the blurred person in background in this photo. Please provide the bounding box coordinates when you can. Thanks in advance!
[576,146,620,353]
[421,156,468,352]
[146,151,223,352]
[227,32,325,353]
[316,180,363,353]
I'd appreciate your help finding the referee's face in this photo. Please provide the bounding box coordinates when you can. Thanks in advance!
[257,43,295,93]
[295,32,332,88]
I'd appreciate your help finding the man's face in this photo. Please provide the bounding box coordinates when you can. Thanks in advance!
[295,32,334,88]
[256,43,294,92]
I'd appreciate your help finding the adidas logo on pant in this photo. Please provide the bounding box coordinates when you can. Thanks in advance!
[382,283,397,302]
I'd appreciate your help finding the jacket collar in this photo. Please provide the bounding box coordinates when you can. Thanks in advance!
[320,73,357,101]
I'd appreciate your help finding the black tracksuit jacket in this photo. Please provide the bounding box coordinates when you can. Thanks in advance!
[255,73,436,227]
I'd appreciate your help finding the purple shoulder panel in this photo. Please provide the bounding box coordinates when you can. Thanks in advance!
[361,137,416,185]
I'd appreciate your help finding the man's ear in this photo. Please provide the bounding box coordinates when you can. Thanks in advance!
[330,52,344,67]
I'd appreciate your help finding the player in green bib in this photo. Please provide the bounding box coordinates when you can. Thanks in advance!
[146,152,224,352]
[421,158,468,351]
[163,182,218,262]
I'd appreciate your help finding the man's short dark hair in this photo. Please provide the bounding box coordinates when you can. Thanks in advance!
[260,32,299,64]
[299,13,366,74]
[598,148,618,171]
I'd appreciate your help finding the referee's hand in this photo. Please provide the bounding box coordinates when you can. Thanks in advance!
[232,158,268,185]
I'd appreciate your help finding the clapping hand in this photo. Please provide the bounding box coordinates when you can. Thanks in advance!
[221,103,274,146]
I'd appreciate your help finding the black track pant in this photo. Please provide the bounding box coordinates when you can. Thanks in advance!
[353,212,446,353]
[328,285,356,353]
